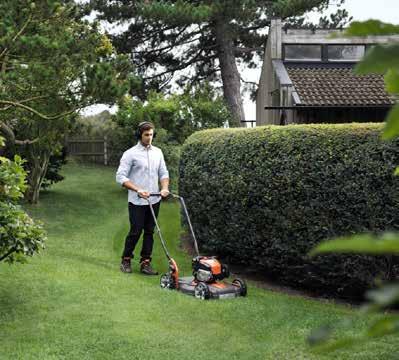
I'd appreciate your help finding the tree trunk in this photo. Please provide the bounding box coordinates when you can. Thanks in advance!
[25,147,50,204]
[214,19,245,127]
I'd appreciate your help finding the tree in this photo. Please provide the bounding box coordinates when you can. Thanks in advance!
[308,20,399,353]
[0,136,46,263]
[0,0,135,202]
[90,0,348,126]
[113,84,229,144]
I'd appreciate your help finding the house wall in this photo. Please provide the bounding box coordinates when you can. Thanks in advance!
[296,108,389,124]
[256,36,272,125]
[256,19,282,126]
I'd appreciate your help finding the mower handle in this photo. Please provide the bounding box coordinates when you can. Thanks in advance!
[147,192,200,256]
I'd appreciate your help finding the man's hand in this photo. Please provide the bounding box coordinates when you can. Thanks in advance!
[160,189,170,198]
[137,189,150,199]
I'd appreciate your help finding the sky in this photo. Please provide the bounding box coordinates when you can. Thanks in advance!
[83,0,399,120]
[319,0,399,24]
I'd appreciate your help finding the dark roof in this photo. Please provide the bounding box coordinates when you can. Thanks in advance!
[285,64,396,107]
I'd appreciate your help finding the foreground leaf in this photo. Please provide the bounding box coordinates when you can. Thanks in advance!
[345,20,399,37]
[308,336,358,353]
[355,44,399,74]
[382,105,399,140]
[366,284,399,307]
[309,233,399,256]
[384,69,399,94]
[307,325,333,346]
[367,317,399,338]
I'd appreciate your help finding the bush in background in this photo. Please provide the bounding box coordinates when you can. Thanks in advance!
[179,123,399,299]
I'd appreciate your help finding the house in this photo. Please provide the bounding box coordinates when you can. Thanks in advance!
[256,19,399,126]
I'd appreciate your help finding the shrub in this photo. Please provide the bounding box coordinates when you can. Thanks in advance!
[0,137,46,263]
[179,123,399,298]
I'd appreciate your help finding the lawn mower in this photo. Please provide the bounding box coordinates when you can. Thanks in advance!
[148,193,247,300]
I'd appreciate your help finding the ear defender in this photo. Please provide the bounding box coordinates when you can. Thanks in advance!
[136,121,156,141]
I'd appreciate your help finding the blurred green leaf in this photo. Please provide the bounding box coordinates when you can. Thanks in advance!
[355,44,399,74]
[309,317,399,353]
[309,336,358,353]
[309,232,399,256]
[345,19,399,36]
[384,69,399,94]
[382,105,399,140]
[367,317,399,338]
[366,284,399,307]
[307,325,333,346]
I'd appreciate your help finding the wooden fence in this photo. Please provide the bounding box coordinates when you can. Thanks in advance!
[67,137,109,165]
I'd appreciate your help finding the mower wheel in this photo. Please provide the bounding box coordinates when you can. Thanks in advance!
[232,278,247,297]
[194,282,210,300]
[221,264,230,279]
[160,273,175,289]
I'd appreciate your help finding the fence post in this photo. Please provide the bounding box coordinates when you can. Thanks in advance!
[104,135,108,166]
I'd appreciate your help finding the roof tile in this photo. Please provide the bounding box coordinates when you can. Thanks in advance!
[285,65,396,106]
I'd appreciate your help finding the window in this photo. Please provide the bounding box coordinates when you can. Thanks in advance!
[284,45,322,61]
[327,45,365,61]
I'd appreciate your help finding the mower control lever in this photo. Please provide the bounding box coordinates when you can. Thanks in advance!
[149,192,181,199]
[149,192,174,199]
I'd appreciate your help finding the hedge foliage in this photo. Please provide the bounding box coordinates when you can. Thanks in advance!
[179,124,399,298]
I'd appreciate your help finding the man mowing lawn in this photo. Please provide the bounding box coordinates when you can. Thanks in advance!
[116,121,170,275]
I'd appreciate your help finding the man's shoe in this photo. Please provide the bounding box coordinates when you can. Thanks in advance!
[120,258,132,273]
[140,259,158,275]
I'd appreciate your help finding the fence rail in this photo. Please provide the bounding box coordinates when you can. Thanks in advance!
[240,120,256,127]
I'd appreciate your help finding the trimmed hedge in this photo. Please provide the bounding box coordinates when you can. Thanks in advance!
[179,123,399,298]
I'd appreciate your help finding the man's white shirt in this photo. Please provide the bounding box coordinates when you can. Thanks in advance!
[116,142,169,205]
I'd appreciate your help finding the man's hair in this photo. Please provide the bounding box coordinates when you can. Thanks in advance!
[136,121,156,140]
[139,122,154,133]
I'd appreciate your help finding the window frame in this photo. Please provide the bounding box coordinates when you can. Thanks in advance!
[283,44,322,62]
[326,44,366,62]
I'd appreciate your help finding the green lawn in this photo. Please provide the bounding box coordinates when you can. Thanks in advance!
[0,162,398,359]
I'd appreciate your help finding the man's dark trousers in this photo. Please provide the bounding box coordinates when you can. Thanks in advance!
[122,201,160,261]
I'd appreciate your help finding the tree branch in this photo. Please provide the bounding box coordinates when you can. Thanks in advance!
[133,33,202,57]
[234,46,263,54]
[0,95,50,112]
[0,14,32,59]
[0,121,16,144]
[1,54,9,74]
[126,23,178,44]
[15,138,40,145]
[0,100,77,120]
[142,51,217,81]
[240,76,257,86]
[0,247,17,262]
[0,120,40,146]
